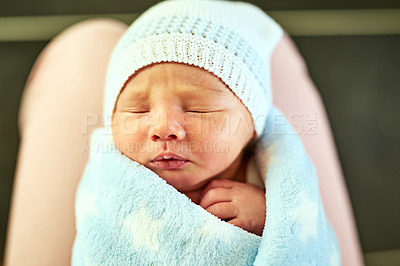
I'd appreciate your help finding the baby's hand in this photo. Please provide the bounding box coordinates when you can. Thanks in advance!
[199,179,266,236]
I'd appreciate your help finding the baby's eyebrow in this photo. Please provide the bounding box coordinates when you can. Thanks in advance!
[121,83,229,98]
[117,92,148,104]
[204,86,228,94]
[185,84,229,95]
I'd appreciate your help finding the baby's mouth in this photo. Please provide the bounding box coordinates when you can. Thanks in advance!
[150,154,190,169]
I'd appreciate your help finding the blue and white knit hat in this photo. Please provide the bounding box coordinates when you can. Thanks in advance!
[104,0,284,136]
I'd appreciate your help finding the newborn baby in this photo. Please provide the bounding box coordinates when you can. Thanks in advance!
[72,2,342,263]
[112,62,266,236]
[97,0,282,239]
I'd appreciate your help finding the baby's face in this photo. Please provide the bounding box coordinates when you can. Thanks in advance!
[112,62,255,194]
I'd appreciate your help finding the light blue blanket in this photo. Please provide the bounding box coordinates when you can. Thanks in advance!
[72,106,341,265]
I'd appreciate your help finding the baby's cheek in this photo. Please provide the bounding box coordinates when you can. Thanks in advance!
[114,114,142,135]
[182,116,206,137]
[111,116,145,158]
[185,114,231,139]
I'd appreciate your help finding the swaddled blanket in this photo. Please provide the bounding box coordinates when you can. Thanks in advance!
[72,106,341,265]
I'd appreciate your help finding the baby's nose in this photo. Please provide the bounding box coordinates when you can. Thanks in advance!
[148,112,186,142]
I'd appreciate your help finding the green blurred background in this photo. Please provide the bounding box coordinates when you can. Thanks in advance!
[0,0,399,265]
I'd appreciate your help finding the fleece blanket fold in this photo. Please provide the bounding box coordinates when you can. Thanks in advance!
[72,106,341,265]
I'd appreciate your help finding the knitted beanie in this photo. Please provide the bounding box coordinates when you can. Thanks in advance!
[104,0,283,136]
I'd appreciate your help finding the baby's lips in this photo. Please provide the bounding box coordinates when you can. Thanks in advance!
[151,153,188,162]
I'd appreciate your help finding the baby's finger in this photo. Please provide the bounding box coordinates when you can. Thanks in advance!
[206,202,237,220]
[199,187,232,209]
[200,179,236,199]
[226,218,245,230]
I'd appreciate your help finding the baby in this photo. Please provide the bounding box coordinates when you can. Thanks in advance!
[72,3,343,264]
[102,0,283,238]
[111,62,267,237]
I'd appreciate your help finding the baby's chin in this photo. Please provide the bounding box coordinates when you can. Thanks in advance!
[156,171,210,193]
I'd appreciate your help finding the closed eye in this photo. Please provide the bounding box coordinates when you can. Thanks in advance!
[187,111,210,113]
[128,110,149,114]
[186,110,221,114]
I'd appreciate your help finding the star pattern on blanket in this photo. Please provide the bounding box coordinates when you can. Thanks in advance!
[123,206,165,252]
[198,214,236,245]
[330,246,340,266]
[289,191,318,243]
[76,188,98,224]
